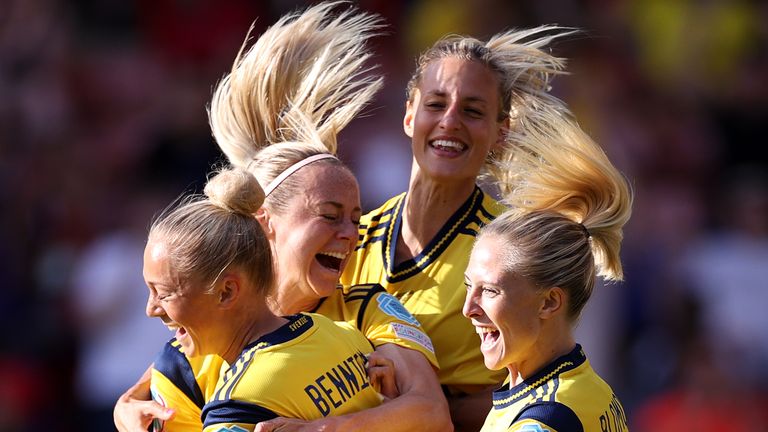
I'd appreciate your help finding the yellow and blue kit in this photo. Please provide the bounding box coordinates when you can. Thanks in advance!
[480,345,629,432]
[341,186,507,393]
[151,313,381,432]
[150,287,436,431]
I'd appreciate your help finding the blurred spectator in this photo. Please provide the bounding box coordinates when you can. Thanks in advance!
[678,168,768,387]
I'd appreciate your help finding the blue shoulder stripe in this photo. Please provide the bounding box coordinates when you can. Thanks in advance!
[153,339,205,409]
[513,402,583,432]
[202,399,278,428]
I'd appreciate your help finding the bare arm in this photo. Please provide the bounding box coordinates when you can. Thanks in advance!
[114,364,175,432]
[255,343,452,432]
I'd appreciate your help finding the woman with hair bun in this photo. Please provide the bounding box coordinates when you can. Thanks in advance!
[463,108,632,431]
[142,167,387,432]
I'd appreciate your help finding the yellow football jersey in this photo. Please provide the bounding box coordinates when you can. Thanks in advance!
[149,286,436,431]
[480,345,629,432]
[341,186,507,392]
[150,346,224,432]
[201,313,382,431]
[313,283,438,369]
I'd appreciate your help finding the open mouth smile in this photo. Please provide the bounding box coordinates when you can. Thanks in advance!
[315,251,346,272]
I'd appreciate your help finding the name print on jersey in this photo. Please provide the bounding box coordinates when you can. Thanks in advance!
[304,350,371,416]
[599,394,628,432]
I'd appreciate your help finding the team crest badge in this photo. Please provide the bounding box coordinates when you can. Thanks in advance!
[377,294,420,326]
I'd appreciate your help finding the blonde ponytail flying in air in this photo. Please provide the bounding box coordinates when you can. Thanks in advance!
[207,1,383,212]
[480,106,632,320]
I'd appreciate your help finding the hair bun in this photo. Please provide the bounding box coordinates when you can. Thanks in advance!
[204,168,265,214]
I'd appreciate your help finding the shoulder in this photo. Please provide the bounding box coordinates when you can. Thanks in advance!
[510,402,583,432]
[360,192,405,223]
[151,338,206,410]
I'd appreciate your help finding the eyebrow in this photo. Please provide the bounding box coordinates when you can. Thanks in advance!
[320,201,362,213]
[424,90,489,105]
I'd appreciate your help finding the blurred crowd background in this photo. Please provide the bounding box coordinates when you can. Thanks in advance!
[1,0,767,430]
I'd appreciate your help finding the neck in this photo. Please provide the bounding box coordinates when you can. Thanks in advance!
[220,301,286,364]
[266,281,320,316]
[397,166,476,261]
[506,330,576,387]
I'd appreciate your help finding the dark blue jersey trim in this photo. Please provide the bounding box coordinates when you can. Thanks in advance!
[493,344,586,408]
[201,399,278,428]
[153,339,205,409]
[513,402,583,432]
[384,187,486,283]
[242,313,314,350]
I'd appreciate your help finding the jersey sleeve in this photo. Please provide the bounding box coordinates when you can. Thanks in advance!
[508,402,583,432]
[150,339,205,432]
[348,284,439,369]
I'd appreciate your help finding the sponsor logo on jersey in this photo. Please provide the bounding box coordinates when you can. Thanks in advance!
[391,322,435,353]
[377,294,420,326]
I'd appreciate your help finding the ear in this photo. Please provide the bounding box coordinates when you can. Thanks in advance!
[254,207,275,239]
[403,99,415,138]
[216,275,241,309]
[539,286,565,319]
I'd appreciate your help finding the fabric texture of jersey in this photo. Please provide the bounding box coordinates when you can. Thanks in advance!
[480,344,629,432]
[149,287,434,431]
[341,186,507,392]
[314,283,438,368]
[200,313,381,431]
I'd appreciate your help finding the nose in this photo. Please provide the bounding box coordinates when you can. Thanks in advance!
[339,218,358,242]
[462,287,482,319]
[146,294,164,318]
[438,102,460,130]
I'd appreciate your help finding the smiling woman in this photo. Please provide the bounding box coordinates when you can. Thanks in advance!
[340,25,579,432]
[143,168,384,432]
[463,107,632,431]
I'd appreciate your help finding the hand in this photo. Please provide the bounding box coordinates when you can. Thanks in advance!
[114,394,175,432]
[114,365,174,432]
[365,351,398,399]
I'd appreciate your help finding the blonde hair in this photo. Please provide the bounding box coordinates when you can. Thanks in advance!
[148,168,273,295]
[208,1,382,213]
[405,26,576,182]
[479,107,632,320]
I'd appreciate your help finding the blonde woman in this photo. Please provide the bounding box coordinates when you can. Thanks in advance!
[340,26,578,431]
[144,167,386,431]
[115,3,450,431]
[463,107,632,431]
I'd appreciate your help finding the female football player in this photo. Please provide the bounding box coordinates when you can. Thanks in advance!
[463,107,632,431]
[340,25,578,431]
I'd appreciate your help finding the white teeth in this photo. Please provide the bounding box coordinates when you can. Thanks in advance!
[318,251,346,259]
[476,327,497,334]
[432,139,465,150]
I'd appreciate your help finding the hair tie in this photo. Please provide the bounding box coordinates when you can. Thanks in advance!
[579,223,591,238]
[263,153,337,196]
